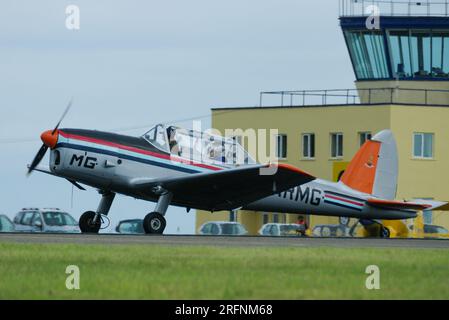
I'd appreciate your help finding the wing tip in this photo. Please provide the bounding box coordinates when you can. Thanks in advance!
[271,163,315,179]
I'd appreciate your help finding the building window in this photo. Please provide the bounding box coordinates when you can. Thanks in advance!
[330,133,343,158]
[263,213,269,225]
[275,134,287,159]
[359,132,372,146]
[413,133,433,159]
[229,210,237,222]
[302,133,315,159]
[423,210,433,225]
[272,213,279,223]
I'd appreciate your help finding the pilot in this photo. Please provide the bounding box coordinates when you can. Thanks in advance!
[168,129,181,156]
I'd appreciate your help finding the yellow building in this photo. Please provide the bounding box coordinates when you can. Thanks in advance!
[196,1,449,235]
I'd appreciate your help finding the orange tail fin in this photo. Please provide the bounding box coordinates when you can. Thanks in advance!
[340,130,398,199]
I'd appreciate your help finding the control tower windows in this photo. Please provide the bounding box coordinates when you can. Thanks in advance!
[389,30,413,78]
[388,30,449,80]
[344,30,390,79]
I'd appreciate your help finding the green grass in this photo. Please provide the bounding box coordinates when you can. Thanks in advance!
[0,242,448,299]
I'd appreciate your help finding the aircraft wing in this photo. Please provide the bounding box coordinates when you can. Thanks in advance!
[130,163,315,211]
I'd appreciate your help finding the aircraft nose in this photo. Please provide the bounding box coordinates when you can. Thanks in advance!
[40,130,59,149]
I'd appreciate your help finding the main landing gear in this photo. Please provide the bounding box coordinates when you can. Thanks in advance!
[78,188,173,235]
[79,191,115,233]
[143,189,173,234]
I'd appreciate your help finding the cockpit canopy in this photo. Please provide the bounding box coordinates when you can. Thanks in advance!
[142,124,256,166]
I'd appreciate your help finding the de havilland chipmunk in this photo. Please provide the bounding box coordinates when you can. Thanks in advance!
[27,103,448,236]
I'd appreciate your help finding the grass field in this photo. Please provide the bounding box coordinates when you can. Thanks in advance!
[0,242,448,299]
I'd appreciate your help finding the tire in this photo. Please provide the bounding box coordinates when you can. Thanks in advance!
[79,211,101,233]
[143,212,166,234]
[381,226,391,238]
[321,227,331,237]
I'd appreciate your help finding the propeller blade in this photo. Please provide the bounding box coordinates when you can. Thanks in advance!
[27,144,48,175]
[52,98,73,134]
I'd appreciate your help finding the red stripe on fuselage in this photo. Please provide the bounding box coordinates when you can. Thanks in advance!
[325,194,364,207]
[58,131,222,171]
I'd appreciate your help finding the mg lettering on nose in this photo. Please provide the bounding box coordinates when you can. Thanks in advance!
[70,154,98,169]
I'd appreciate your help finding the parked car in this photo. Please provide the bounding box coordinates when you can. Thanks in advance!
[199,221,248,236]
[0,214,15,232]
[409,224,449,239]
[258,223,305,237]
[116,219,144,234]
[13,208,80,233]
[312,224,350,237]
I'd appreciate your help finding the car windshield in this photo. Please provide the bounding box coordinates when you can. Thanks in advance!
[0,216,14,232]
[279,225,302,236]
[424,225,449,234]
[119,221,144,234]
[42,212,77,226]
[220,223,246,235]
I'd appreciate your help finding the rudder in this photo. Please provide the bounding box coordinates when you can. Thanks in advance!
[340,130,398,200]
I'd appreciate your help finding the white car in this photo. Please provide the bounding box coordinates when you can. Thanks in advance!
[13,208,80,233]
[199,221,248,236]
[258,223,305,237]
[0,214,15,232]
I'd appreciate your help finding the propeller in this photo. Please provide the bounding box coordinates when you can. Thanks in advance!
[27,99,73,176]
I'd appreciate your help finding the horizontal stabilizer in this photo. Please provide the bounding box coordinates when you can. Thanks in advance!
[367,198,432,211]
[412,199,449,211]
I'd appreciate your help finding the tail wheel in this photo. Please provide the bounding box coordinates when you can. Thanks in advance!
[143,212,166,234]
[79,211,101,233]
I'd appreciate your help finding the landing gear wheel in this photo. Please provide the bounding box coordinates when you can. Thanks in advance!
[143,212,166,234]
[79,211,101,233]
[381,226,390,238]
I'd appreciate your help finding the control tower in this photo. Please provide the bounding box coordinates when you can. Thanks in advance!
[340,0,449,104]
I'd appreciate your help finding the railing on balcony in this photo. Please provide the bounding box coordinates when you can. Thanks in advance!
[339,0,449,17]
[258,88,449,107]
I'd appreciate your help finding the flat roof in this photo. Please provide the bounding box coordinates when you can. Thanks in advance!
[212,102,449,111]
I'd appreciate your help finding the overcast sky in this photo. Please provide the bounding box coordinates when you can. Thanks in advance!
[0,0,355,234]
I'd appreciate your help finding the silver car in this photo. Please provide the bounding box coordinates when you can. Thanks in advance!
[13,208,80,233]
[199,221,248,236]
[0,214,15,232]
[258,223,305,237]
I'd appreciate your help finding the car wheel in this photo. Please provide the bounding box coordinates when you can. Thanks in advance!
[321,227,331,237]
[381,226,391,238]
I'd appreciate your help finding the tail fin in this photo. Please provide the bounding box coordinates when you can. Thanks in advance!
[340,130,398,199]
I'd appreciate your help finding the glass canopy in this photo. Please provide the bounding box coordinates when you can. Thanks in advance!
[143,124,256,166]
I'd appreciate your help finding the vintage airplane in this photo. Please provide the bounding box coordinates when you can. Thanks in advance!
[27,103,315,234]
[28,103,447,236]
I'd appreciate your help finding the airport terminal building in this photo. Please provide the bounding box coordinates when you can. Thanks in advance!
[196,1,449,235]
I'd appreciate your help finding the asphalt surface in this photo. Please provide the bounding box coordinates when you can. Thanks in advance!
[0,232,448,248]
